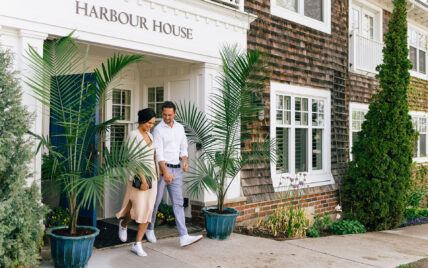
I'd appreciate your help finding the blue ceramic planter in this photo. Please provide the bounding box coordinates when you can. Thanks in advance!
[47,225,99,268]
[202,206,239,240]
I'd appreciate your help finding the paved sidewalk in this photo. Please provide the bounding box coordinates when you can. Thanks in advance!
[43,224,428,268]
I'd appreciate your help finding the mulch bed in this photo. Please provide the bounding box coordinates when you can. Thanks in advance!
[93,220,138,249]
[234,225,299,241]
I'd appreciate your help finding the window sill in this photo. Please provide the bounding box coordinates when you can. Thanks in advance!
[413,157,428,164]
[410,70,428,81]
[272,172,334,192]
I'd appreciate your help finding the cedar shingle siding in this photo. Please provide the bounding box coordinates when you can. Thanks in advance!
[242,0,349,203]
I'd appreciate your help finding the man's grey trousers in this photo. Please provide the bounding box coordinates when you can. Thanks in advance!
[148,166,188,236]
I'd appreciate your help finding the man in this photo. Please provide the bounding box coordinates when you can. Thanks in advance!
[145,101,203,247]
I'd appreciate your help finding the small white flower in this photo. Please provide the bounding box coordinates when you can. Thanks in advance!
[336,214,341,220]
[335,204,342,212]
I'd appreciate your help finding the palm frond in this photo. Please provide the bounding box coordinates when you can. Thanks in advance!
[93,54,144,106]
[100,137,154,185]
[175,102,216,156]
[185,158,218,199]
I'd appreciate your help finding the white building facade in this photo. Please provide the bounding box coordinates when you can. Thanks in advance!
[0,0,253,219]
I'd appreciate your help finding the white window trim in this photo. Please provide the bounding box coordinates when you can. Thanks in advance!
[350,0,383,42]
[106,85,136,149]
[410,111,428,163]
[271,0,331,34]
[270,82,334,192]
[408,23,427,81]
[349,102,369,160]
[348,0,383,75]
[349,103,428,163]
[144,83,167,123]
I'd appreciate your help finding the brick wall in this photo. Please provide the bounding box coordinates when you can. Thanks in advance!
[191,185,339,227]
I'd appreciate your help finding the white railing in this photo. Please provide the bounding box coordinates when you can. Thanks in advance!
[350,31,384,73]
[211,0,244,10]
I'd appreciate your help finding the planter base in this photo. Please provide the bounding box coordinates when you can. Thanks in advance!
[202,206,239,240]
[47,225,99,268]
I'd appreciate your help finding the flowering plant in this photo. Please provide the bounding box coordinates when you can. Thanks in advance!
[259,171,310,238]
[166,215,175,225]
[44,207,71,230]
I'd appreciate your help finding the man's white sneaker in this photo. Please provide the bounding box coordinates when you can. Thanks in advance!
[145,229,157,243]
[131,242,147,257]
[179,234,203,247]
[118,219,127,242]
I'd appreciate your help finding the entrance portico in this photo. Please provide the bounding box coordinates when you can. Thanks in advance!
[0,0,255,220]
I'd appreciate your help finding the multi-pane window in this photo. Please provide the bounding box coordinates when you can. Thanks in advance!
[148,86,164,118]
[111,124,127,151]
[350,110,367,159]
[275,94,326,174]
[112,89,131,121]
[351,5,379,41]
[111,89,132,150]
[272,0,331,34]
[278,0,297,12]
[408,27,427,75]
[304,0,323,21]
[412,115,427,159]
[277,0,324,21]
[350,105,427,162]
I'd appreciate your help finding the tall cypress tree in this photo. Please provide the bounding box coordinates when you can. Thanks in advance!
[0,48,46,266]
[342,0,416,231]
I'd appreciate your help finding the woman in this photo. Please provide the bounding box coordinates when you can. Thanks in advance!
[116,108,158,257]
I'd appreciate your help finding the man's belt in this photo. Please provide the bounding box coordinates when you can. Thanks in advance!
[166,163,181,168]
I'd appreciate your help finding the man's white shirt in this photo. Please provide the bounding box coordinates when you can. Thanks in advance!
[152,120,188,165]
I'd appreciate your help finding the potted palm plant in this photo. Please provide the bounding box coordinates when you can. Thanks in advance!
[26,33,153,267]
[175,46,272,240]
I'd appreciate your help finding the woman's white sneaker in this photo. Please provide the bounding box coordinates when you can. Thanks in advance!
[131,242,147,257]
[145,229,157,243]
[118,219,127,242]
[179,234,203,247]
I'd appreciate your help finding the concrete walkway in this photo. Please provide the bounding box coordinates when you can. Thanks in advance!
[45,224,428,268]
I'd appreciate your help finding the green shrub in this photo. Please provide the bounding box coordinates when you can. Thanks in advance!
[328,220,366,235]
[306,213,332,238]
[408,188,425,207]
[259,205,309,238]
[342,0,415,231]
[404,208,428,220]
[0,48,47,267]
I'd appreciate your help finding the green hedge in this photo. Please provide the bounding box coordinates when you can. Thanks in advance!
[342,0,416,231]
[0,48,47,267]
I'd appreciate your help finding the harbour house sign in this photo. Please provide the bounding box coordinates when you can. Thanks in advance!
[75,1,194,39]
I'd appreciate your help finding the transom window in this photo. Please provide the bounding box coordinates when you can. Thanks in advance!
[408,26,427,75]
[271,0,331,34]
[148,86,164,118]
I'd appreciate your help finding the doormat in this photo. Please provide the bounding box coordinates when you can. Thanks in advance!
[94,220,138,249]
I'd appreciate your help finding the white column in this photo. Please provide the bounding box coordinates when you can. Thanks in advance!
[0,27,48,187]
[191,63,242,203]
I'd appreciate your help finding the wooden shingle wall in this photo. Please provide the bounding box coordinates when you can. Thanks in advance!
[241,0,349,203]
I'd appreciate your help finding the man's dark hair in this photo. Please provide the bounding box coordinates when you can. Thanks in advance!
[162,101,176,112]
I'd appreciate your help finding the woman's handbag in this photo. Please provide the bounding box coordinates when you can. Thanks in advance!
[132,175,152,189]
